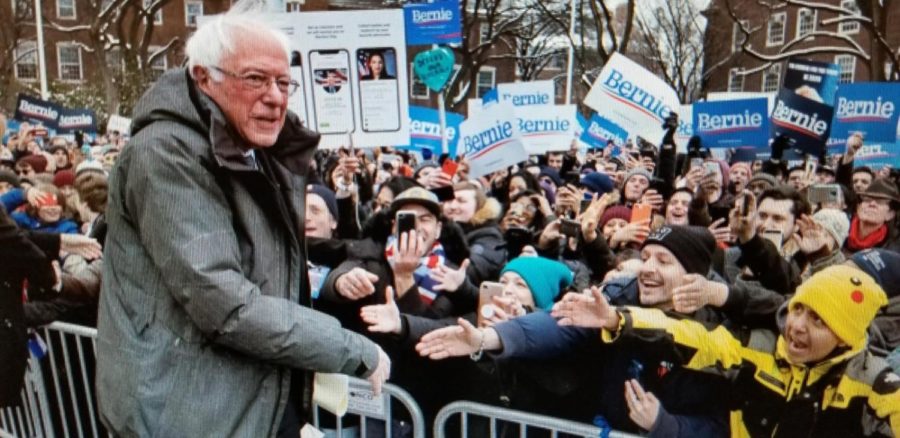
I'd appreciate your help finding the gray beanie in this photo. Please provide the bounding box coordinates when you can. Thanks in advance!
[812,208,850,249]
[748,173,777,188]
[623,167,652,185]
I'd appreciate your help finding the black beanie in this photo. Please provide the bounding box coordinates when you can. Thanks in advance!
[642,225,716,275]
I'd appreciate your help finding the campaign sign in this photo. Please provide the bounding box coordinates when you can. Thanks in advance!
[771,89,834,156]
[693,98,769,148]
[14,94,60,130]
[674,104,693,153]
[575,111,588,138]
[488,81,555,107]
[852,140,900,170]
[406,105,465,157]
[403,0,462,46]
[783,58,840,105]
[107,115,132,136]
[459,101,527,178]
[516,104,577,154]
[830,82,900,144]
[56,107,97,135]
[580,113,628,149]
[584,53,680,144]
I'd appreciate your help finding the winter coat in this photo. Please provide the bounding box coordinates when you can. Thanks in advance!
[0,207,57,407]
[612,306,900,437]
[10,211,79,234]
[459,197,507,285]
[95,69,380,437]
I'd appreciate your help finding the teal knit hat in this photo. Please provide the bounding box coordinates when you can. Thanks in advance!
[501,257,574,310]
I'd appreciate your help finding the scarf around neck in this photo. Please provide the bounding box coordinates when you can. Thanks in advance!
[847,216,888,251]
[385,235,446,305]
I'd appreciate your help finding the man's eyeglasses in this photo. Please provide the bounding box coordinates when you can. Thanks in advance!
[208,66,300,96]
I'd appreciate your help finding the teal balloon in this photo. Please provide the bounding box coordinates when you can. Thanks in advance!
[413,47,455,92]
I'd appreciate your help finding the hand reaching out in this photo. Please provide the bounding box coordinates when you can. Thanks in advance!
[551,286,619,330]
[707,218,731,244]
[360,286,402,334]
[367,347,391,396]
[430,259,470,292]
[416,318,484,360]
[335,267,379,300]
[59,234,103,260]
[796,214,830,254]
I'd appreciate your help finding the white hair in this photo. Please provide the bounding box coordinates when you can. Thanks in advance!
[185,0,291,79]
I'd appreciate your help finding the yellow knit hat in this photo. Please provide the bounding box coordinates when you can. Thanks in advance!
[789,265,888,350]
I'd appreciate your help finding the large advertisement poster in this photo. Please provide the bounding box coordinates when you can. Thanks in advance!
[272,10,410,149]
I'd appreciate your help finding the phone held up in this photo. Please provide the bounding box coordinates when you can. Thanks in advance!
[477,282,505,327]
[396,210,416,237]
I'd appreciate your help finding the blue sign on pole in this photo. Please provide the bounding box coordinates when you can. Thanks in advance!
[692,98,769,148]
[580,113,628,149]
[771,89,834,156]
[783,58,840,105]
[406,105,465,157]
[403,0,462,46]
[830,82,900,145]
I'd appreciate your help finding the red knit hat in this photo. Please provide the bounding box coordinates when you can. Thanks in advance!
[17,154,48,173]
[600,205,632,227]
[53,170,76,188]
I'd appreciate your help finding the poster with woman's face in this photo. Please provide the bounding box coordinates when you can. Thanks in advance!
[357,48,401,132]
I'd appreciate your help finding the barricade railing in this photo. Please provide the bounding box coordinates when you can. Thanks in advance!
[433,401,642,438]
[1,322,425,438]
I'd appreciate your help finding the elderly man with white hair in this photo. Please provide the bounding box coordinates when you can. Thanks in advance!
[94,2,389,437]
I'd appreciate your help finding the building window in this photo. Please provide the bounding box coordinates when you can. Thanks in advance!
[732,20,749,53]
[57,43,83,81]
[143,0,163,25]
[762,63,781,92]
[185,1,203,27]
[479,23,491,44]
[286,0,302,12]
[796,8,815,39]
[548,53,566,70]
[766,12,786,46]
[476,67,495,98]
[835,55,856,83]
[410,63,429,99]
[13,40,37,81]
[886,62,899,81]
[728,68,743,92]
[839,0,860,34]
[149,48,167,81]
[12,0,33,18]
[57,0,75,19]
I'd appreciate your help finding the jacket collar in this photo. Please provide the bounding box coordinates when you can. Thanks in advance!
[775,335,861,386]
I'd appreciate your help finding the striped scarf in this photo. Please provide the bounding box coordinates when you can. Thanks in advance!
[385,236,446,305]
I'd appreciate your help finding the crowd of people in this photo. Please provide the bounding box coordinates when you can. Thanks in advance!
[2,4,900,438]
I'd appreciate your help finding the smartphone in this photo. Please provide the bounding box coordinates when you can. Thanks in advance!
[804,158,817,178]
[396,210,416,236]
[739,192,752,217]
[808,184,842,205]
[357,48,401,132]
[504,227,531,259]
[704,162,720,176]
[559,218,580,238]
[309,49,354,134]
[288,50,309,125]
[477,282,505,327]
[689,158,704,170]
[431,185,455,202]
[442,159,459,178]
[761,230,783,250]
[631,203,653,224]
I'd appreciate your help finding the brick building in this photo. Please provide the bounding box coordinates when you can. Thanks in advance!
[701,0,900,95]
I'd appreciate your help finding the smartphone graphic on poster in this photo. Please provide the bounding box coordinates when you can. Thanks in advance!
[288,50,309,125]
[309,49,354,134]
[357,47,401,132]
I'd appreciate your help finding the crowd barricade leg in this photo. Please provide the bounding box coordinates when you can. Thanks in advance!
[433,401,642,438]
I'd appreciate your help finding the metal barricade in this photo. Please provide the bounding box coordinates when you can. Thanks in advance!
[1,322,425,438]
[312,377,426,438]
[433,401,642,438]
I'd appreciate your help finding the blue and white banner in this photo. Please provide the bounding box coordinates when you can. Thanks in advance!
[783,58,840,105]
[583,53,681,144]
[459,101,527,178]
[56,107,98,135]
[575,111,588,138]
[771,89,834,156]
[516,104,577,154]
[852,140,900,170]
[14,94,60,130]
[484,80,556,108]
[403,0,462,46]
[405,105,465,157]
[580,113,628,149]
[674,104,693,153]
[830,82,900,145]
[693,98,769,148]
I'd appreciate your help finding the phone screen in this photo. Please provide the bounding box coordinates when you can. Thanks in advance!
[357,48,401,132]
[310,50,354,134]
[631,203,652,224]
[396,210,416,236]
[288,51,309,125]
